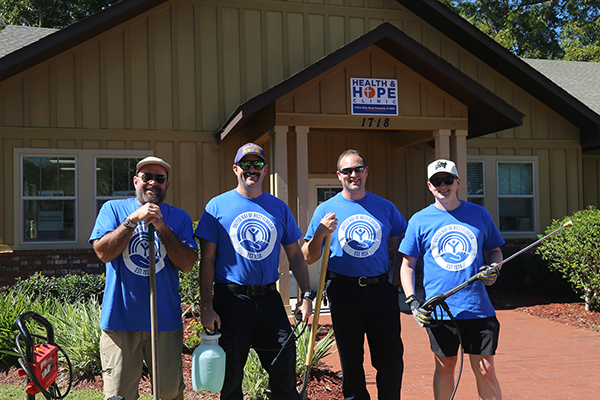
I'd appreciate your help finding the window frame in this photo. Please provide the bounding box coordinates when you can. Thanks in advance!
[14,148,152,250]
[466,155,539,238]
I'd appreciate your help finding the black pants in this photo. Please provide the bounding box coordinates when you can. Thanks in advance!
[214,290,300,400]
[327,279,404,400]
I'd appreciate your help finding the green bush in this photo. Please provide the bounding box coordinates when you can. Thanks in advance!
[536,206,600,311]
[0,289,102,381]
[240,322,336,400]
[12,272,105,303]
[180,221,202,317]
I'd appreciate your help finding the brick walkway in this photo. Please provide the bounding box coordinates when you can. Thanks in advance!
[318,310,600,399]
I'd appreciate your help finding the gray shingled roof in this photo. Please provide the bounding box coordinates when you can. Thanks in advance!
[0,25,58,58]
[523,59,600,115]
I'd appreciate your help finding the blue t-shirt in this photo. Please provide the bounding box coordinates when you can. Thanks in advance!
[89,197,197,331]
[399,201,505,320]
[304,192,407,277]
[194,189,302,286]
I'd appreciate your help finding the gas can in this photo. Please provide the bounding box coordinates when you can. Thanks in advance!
[191,331,226,393]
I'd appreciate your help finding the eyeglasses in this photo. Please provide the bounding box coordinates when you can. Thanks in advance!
[429,176,456,187]
[339,166,366,175]
[139,172,167,184]
[237,160,266,170]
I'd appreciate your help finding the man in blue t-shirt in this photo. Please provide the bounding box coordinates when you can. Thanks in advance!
[90,156,198,400]
[399,159,504,400]
[302,149,407,400]
[195,143,313,400]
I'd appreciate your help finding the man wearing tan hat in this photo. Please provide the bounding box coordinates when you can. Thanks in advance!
[90,156,198,400]
[399,159,504,400]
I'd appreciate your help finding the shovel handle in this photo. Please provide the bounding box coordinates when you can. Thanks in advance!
[148,224,160,400]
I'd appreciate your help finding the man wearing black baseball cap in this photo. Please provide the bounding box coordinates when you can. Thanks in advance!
[195,142,313,400]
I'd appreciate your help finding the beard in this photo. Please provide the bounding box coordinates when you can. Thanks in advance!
[136,184,166,205]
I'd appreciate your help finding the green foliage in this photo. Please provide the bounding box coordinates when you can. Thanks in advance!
[180,221,202,317]
[294,322,336,376]
[12,272,105,303]
[536,206,600,311]
[0,0,116,30]
[42,296,103,380]
[0,289,102,380]
[0,385,154,399]
[240,322,336,400]
[439,0,600,61]
[0,289,37,366]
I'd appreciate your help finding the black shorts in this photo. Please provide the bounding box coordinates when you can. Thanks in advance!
[426,316,500,357]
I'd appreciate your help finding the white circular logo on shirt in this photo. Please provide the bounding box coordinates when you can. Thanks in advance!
[230,212,277,261]
[338,214,382,258]
[430,224,477,271]
[123,224,166,276]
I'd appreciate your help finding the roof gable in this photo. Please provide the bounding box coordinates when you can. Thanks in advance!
[218,22,524,143]
[0,0,169,82]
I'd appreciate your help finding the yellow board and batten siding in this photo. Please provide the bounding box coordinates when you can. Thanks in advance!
[0,0,596,251]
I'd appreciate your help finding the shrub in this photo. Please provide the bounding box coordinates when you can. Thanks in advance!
[536,206,600,311]
[240,321,336,400]
[12,272,105,303]
[180,222,202,317]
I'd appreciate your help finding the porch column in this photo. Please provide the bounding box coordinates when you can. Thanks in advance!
[433,129,451,159]
[270,126,292,312]
[451,129,468,200]
[295,126,310,235]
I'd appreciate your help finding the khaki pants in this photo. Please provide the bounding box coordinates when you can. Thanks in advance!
[100,329,184,400]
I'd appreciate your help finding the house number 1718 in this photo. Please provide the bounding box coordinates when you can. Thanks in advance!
[361,117,390,127]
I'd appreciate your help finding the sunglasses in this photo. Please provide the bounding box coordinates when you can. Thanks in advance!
[237,160,266,170]
[339,166,366,175]
[429,176,456,187]
[139,172,167,184]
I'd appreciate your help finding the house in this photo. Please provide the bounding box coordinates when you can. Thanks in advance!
[1,0,599,304]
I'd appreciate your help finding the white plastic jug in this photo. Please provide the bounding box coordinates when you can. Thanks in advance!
[191,331,226,393]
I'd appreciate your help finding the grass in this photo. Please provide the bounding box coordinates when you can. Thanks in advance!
[0,384,154,399]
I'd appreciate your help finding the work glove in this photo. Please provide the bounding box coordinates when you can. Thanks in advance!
[478,265,500,286]
[405,295,433,327]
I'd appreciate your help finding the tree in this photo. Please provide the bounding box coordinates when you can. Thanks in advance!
[438,0,600,61]
[536,206,600,311]
[0,0,117,30]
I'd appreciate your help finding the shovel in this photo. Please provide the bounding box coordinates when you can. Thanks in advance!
[148,224,160,400]
[299,234,332,399]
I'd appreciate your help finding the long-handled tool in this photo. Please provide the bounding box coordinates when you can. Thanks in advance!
[422,220,573,311]
[299,234,332,399]
[148,224,160,400]
[419,220,573,400]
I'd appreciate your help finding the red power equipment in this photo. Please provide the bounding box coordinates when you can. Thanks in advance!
[17,342,59,395]
[15,311,72,400]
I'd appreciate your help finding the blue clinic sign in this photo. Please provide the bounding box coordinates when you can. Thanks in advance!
[350,78,398,116]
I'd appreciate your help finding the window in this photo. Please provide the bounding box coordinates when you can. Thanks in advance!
[467,161,484,206]
[498,162,534,232]
[466,156,538,235]
[22,157,76,242]
[95,158,141,214]
[15,149,151,248]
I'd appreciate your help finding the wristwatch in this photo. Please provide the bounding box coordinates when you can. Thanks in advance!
[301,290,317,302]
[122,217,136,229]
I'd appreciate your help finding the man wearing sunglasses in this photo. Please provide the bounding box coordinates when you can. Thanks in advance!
[302,149,407,400]
[90,156,198,400]
[195,143,313,400]
[399,159,504,400]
